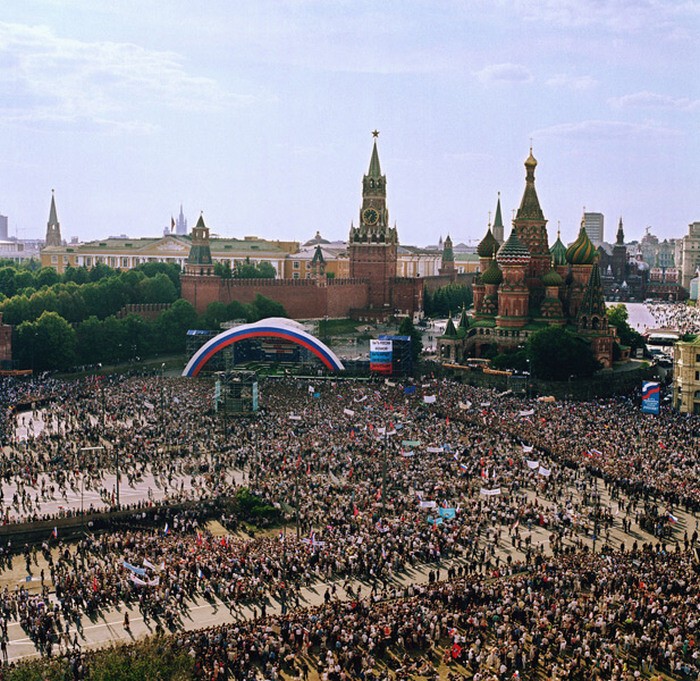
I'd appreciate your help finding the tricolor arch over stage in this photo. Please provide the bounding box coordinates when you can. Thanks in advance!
[182,317,345,377]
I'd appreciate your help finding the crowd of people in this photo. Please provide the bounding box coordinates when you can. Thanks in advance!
[0,302,697,677]
[646,301,700,336]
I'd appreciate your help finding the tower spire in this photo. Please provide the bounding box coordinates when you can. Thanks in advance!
[492,192,504,244]
[44,189,62,247]
[368,131,382,177]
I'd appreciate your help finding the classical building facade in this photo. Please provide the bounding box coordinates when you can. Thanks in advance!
[673,335,700,415]
[676,222,700,291]
[442,150,615,369]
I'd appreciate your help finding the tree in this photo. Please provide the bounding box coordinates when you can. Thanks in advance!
[138,273,177,304]
[606,304,644,350]
[424,284,472,317]
[398,316,423,364]
[234,258,277,279]
[16,311,77,371]
[526,327,600,380]
[250,294,286,321]
[35,267,60,288]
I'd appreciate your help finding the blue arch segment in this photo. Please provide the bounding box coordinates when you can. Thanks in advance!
[182,320,345,376]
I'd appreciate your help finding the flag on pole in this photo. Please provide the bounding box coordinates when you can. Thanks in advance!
[170,216,176,233]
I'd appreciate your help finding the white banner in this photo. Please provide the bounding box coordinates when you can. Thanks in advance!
[371,340,393,353]
[426,446,443,453]
[289,414,302,421]
[480,487,501,497]
[526,459,539,469]
[519,409,535,417]
[537,466,551,477]
[419,500,437,508]
[423,395,436,404]
[522,445,534,453]
[343,408,355,417]
[459,401,472,410]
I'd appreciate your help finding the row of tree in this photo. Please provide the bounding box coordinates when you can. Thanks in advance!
[14,295,288,372]
[0,263,181,327]
[423,283,472,317]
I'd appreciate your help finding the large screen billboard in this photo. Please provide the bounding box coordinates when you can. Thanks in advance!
[370,339,393,374]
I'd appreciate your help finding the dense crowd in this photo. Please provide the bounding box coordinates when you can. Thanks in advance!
[0,325,697,677]
[646,301,700,336]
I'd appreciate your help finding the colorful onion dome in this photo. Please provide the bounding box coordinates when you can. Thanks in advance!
[550,234,567,267]
[565,223,597,265]
[477,227,499,258]
[542,268,563,287]
[496,229,530,266]
[480,257,503,285]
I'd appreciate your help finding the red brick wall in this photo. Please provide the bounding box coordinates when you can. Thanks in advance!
[182,275,370,320]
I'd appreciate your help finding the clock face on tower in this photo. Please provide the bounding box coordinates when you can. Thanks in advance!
[362,207,379,225]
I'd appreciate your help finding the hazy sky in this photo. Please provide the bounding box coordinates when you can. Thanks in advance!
[1,0,698,248]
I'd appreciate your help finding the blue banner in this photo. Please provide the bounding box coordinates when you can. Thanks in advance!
[641,381,660,415]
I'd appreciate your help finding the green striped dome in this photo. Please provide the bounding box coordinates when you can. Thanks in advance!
[477,227,499,257]
[481,257,503,285]
[542,268,563,286]
[550,235,567,266]
[565,224,597,265]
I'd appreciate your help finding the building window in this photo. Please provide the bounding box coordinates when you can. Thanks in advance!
[121,258,129,268]
[85,257,92,266]
[51,255,58,264]
[293,272,300,279]
[63,255,68,264]
[293,261,300,269]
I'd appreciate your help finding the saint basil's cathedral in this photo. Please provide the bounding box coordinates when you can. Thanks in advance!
[442,149,616,369]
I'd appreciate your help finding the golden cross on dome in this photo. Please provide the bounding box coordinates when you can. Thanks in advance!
[371,129,380,138]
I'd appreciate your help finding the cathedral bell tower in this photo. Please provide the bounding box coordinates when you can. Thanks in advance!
[348,132,398,309]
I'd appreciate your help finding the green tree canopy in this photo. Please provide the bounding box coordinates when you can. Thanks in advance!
[16,311,77,371]
[526,326,600,380]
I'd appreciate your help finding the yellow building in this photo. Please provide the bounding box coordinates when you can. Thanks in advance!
[41,234,298,276]
[673,335,700,414]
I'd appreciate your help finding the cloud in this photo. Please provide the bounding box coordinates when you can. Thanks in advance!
[475,63,533,84]
[546,73,597,91]
[533,119,680,140]
[0,21,252,132]
[507,0,700,33]
[610,91,700,111]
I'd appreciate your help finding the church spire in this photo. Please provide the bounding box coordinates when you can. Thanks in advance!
[492,192,504,244]
[44,189,62,247]
[616,217,624,245]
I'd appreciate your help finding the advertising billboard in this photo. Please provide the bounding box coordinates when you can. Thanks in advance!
[641,381,660,415]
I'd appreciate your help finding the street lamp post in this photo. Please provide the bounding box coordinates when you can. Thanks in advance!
[79,446,104,525]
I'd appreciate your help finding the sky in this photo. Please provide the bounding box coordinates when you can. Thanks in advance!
[0,0,698,249]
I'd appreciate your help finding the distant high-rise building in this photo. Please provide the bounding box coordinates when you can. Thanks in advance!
[44,191,62,247]
[176,204,188,236]
[0,214,7,241]
[583,212,604,246]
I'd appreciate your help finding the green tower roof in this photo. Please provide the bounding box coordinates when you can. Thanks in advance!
[443,315,458,337]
